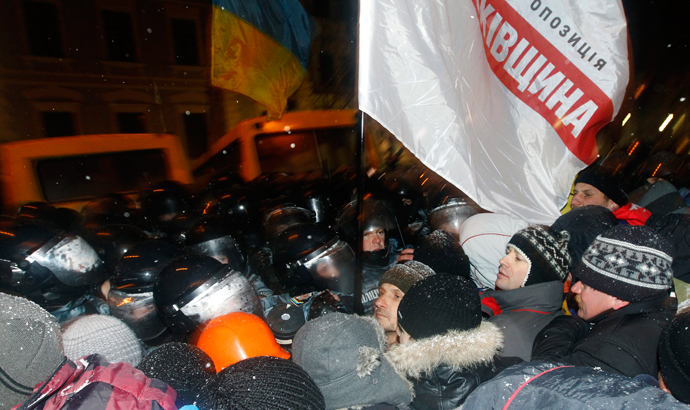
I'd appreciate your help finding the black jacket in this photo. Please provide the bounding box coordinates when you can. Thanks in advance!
[532,293,675,378]
[386,321,503,410]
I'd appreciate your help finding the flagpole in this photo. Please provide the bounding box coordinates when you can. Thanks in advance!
[353,0,364,316]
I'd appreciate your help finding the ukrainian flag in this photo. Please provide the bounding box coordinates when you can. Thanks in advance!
[212,0,313,119]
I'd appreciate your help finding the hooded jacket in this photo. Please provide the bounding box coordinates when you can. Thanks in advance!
[386,321,503,410]
[463,361,688,409]
[532,293,675,378]
[15,354,177,410]
[481,280,564,360]
[637,180,690,283]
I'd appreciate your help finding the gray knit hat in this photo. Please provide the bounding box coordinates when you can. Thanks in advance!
[575,225,673,302]
[62,314,143,366]
[379,260,436,293]
[0,292,65,409]
[292,312,412,410]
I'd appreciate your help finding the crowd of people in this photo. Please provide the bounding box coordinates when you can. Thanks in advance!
[1,157,690,409]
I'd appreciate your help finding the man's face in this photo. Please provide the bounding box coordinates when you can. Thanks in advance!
[374,282,404,332]
[496,247,529,290]
[570,182,618,211]
[571,280,618,320]
[363,228,385,252]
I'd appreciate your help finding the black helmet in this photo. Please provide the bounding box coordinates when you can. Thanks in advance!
[0,223,105,310]
[154,255,262,334]
[201,185,261,234]
[108,240,183,341]
[82,224,149,274]
[164,210,204,246]
[185,215,246,272]
[272,224,355,294]
[262,204,313,245]
[375,169,427,226]
[139,181,190,227]
[335,199,397,265]
[16,202,81,233]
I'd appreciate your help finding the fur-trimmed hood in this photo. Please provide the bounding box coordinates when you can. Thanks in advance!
[385,321,503,379]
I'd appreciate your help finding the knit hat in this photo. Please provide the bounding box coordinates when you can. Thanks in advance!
[550,206,618,271]
[379,260,436,293]
[414,229,471,278]
[137,342,216,407]
[196,356,325,410]
[575,165,628,207]
[292,312,412,410]
[0,292,65,409]
[658,311,690,404]
[62,314,143,366]
[575,225,673,302]
[397,274,481,340]
[507,225,571,287]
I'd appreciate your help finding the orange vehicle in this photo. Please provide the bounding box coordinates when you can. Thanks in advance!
[192,109,361,182]
[0,133,193,213]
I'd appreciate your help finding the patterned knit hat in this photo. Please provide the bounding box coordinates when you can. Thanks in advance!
[196,356,325,410]
[507,225,571,287]
[379,260,436,293]
[292,312,412,410]
[137,342,216,407]
[397,274,481,340]
[0,292,65,409]
[658,311,690,404]
[62,314,143,366]
[575,225,673,302]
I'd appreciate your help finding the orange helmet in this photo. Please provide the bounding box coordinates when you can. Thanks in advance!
[195,312,290,371]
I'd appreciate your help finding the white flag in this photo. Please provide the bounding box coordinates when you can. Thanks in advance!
[358,0,629,224]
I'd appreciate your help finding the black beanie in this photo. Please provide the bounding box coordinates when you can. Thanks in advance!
[137,342,215,407]
[658,311,690,404]
[507,225,571,287]
[575,166,628,207]
[414,229,471,278]
[575,225,673,302]
[550,205,618,271]
[196,356,325,410]
[397,274,481,340]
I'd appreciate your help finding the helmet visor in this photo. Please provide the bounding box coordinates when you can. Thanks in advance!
[108,289,167,341]
[180,269,263,326]
[303,239,355,294]
[264,207,312,242]
[187,237,245,272]
[429,203,480,240]
[29,234,105,287]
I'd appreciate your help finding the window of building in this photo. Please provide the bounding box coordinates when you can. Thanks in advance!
[117,112,146,133]
[23,0,63,57]
[102,10,137,62]
[171,19,199,66]
[183,112,208,159]
[42,111,75,137]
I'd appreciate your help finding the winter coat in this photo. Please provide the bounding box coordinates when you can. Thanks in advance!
[386,321,503,410]
[532,293,675,378]
[463,361,689,409]
[480,280,564,360]
[637,180,690,283]
[15,354,177,410]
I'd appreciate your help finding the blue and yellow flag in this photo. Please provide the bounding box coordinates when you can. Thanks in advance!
[212,0,313,119]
